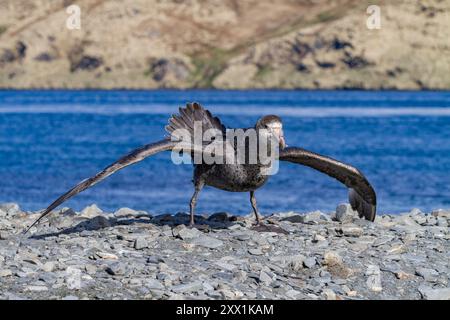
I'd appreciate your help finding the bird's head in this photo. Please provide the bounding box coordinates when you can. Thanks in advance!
[256,115,287,150]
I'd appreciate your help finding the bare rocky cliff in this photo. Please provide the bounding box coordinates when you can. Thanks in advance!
[0,0,449,89]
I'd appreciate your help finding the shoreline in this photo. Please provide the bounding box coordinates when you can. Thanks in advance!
[2,88,450,92]
[0,203,449,300]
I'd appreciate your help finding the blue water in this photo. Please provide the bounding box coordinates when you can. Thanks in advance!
[0,90,449,215]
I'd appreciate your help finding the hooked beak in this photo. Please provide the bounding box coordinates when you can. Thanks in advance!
[279,134,287,150]
[272,127,287,150]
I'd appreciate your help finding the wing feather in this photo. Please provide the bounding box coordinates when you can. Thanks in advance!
[24,139,175,234]
[279,147,377,221]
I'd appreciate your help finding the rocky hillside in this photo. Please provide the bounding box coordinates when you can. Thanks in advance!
[0,0,449,89]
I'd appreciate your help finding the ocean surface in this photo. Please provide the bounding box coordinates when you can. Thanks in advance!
[0,90,449,215]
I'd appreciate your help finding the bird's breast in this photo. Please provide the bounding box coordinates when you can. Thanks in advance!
[199,164,270,192]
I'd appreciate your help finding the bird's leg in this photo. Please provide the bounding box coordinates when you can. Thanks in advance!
[250,191,263,225]
[249,191,287,234]
[189,183,203,227]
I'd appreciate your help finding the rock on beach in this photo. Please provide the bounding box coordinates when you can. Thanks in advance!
[0,203,449,300]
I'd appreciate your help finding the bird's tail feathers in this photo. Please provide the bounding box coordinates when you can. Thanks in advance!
[165,102,225,142]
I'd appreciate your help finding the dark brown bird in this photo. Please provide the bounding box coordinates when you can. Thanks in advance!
[24,103,376,234]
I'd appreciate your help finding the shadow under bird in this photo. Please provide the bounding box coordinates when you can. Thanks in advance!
[24,103,377,234]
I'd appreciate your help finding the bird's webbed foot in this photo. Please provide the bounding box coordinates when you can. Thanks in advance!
[250,220,288,234]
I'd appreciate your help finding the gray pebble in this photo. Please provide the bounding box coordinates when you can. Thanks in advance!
[134,237,148,250]
[173,225,201,240]
[337,225,363,237]
[418,286,450,300]
[415,267,439,282]
[365,265,382,292]
[248,248,264,256]
[303,257,317,269]
[171,281,203,293]
[105,262,126,276]
[191,235,223,249]
[334,203,356,223]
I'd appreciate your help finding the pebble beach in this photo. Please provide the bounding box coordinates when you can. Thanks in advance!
[0,203,449,300]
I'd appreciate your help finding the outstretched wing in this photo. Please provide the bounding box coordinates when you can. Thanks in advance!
[279,147,377,221]
[24,139,175,234]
